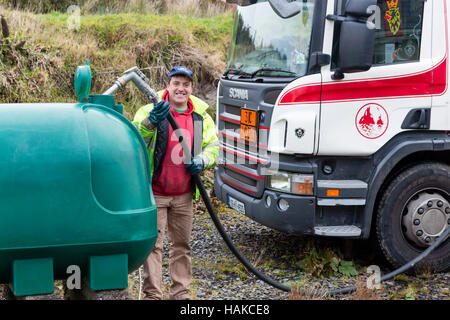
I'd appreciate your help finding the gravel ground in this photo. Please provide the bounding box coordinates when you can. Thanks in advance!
[1,190,448,301]
[126,193,449,301]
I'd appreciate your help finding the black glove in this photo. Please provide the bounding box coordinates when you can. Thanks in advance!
[186,156,205,175]
[148,101,171,126]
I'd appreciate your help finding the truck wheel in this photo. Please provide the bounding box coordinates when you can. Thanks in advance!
[376,162,450,273]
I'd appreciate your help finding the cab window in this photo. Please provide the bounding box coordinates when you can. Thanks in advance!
[373,0,425,65]
[331,0,425,68]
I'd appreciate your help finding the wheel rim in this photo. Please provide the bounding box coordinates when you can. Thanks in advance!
[401,188,450,249]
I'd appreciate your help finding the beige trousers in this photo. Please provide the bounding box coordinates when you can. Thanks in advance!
[142,192,194,300]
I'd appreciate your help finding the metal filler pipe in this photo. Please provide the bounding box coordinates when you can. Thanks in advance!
[107,66,450,297]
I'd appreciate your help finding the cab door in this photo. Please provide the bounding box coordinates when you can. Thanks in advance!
[430,0,449,131]
[319,0,433,156]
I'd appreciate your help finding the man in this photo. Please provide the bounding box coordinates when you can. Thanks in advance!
[133,66,218,300]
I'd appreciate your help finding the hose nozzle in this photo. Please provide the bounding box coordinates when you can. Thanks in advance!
[103,66,160,105]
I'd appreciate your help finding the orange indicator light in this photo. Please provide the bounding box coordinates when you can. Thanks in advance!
[327,189,340,197]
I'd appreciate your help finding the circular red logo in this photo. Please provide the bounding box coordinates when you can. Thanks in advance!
[355,103,389,139]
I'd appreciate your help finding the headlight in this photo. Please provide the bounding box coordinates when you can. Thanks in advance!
[267,170,314,195]
[267,171,290,193]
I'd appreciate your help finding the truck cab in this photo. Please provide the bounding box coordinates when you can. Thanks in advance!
[214,0,449,271]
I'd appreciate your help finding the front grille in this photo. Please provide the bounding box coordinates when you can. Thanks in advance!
[264,89,283,104]
[241,162,258,170]
[218,105,268,198]
[216,79,289,198]
[224,167,257,187]
[224,121,240,132]
[225,104,241,117]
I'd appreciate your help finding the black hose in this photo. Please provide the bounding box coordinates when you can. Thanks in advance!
[197,169,450,295]
[167,113,292,292]
[166,112,450,296]
[193,173,292,292]
[328,227,450,296]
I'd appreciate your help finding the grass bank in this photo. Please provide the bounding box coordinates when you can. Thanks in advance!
[0,7,234,116]
[1,0,231,16]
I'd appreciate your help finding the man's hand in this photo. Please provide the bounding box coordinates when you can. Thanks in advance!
[148,101,171,127]
[185,156,205,175]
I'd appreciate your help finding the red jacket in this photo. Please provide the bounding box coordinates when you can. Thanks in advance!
[152,90,195,196]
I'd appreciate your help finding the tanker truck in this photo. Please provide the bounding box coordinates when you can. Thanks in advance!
[0,64,157,296]
[214,0,450,272]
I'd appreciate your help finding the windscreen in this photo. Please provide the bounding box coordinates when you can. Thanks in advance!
[227,0,315,78]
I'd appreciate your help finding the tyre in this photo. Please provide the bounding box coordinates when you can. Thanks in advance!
[376,162,450,273]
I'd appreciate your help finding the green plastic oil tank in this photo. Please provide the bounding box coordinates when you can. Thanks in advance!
[0,96,157,296]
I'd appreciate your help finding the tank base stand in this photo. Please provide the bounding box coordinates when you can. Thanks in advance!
[2,284,64,300]
[88,254,128,291]
[11,258,54,296]
[63,279,130,300]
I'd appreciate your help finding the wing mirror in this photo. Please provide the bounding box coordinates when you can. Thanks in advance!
[269,0,302,19]
[328,0,376,80]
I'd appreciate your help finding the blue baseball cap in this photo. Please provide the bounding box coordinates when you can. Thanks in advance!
[168,66,194,82]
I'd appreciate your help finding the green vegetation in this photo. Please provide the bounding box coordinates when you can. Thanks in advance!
[330,257,358,277]
[402,284,419,300]
[1,0,230,16]
[292,242,358,278]
[0,4,233,117]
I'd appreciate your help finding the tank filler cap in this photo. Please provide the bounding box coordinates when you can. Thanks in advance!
[75,60,92,103]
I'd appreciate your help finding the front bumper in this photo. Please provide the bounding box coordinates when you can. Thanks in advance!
[214,167,316,235]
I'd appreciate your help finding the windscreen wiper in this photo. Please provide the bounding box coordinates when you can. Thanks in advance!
[250,68,297,78]
[223,68,252,78]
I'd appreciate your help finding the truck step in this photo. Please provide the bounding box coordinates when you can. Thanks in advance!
[314,225,362,237]
[317,198,366,206]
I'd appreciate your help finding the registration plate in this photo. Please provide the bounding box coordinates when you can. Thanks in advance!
[228,196,246,215]
[240,109,258,143]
